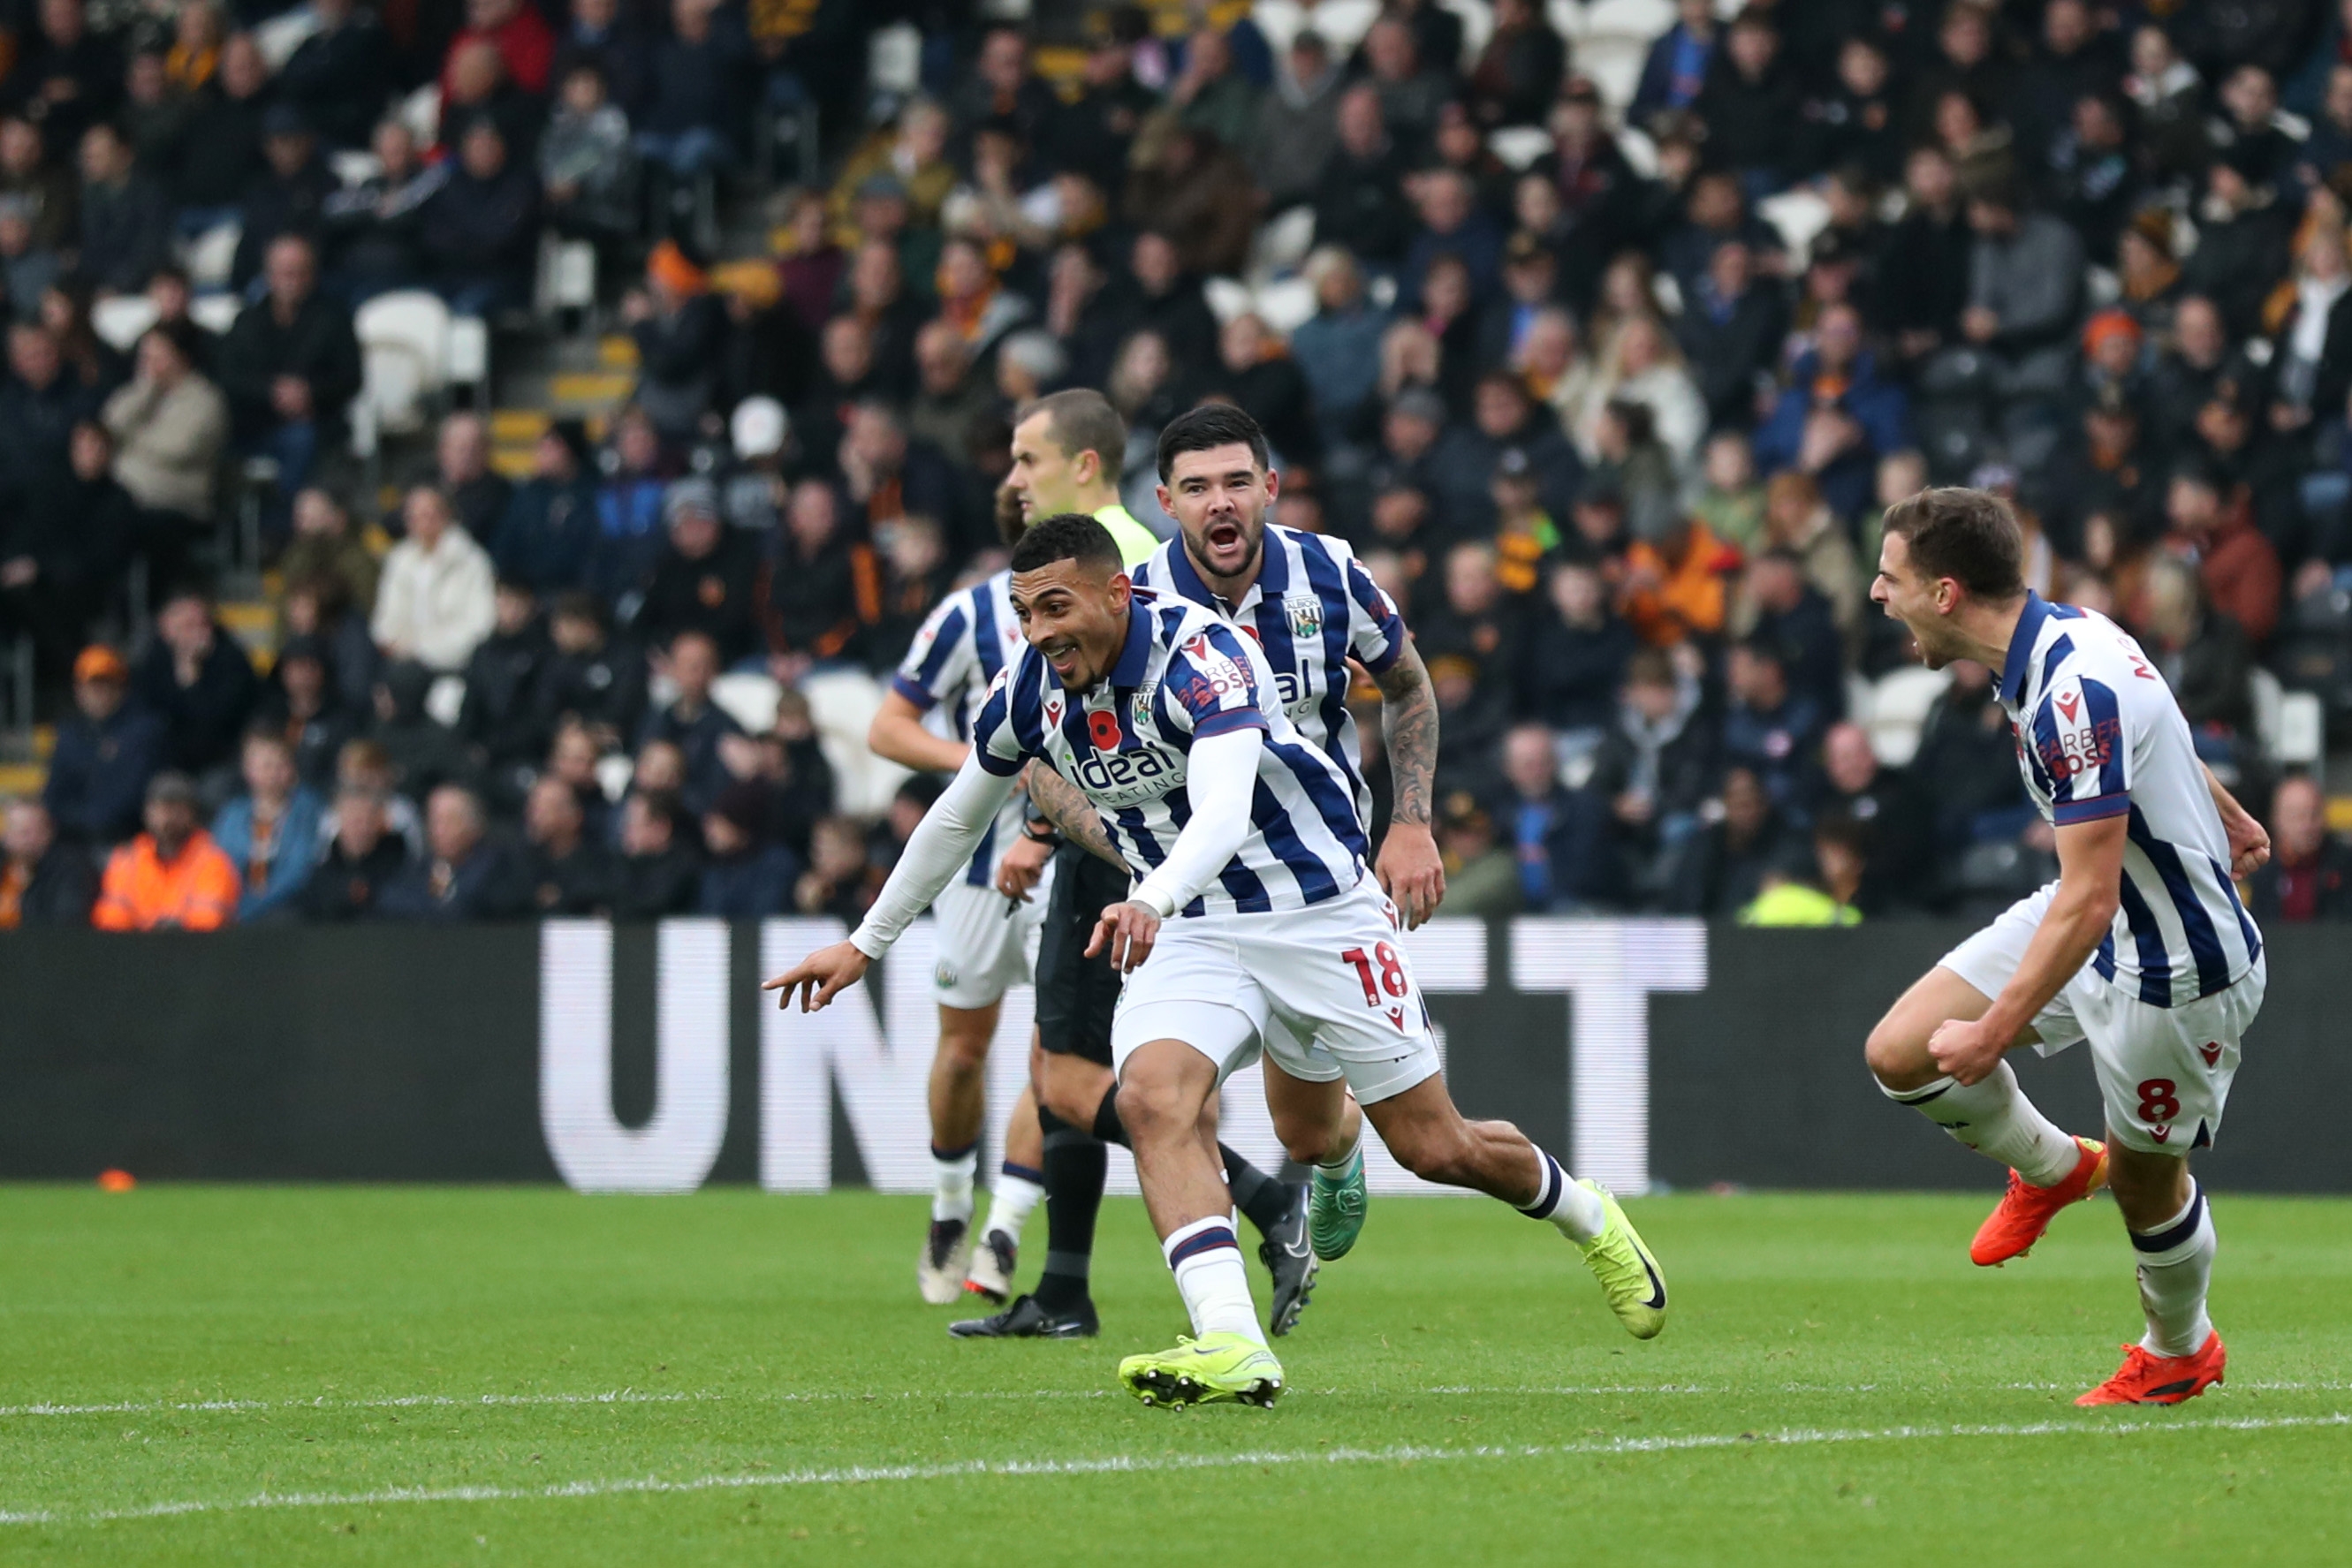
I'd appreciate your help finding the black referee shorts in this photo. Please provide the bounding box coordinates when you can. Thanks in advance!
[1033,844,1127,1066]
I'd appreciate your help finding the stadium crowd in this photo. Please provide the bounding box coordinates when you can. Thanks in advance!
[4,0,2352,935]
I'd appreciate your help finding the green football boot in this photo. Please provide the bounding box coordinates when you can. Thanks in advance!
[1307,1147,1368,1261]
[1116,1332,1286,1409]
[1574,1180,1667,1340]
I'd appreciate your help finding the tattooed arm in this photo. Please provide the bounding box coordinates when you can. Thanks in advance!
[1022,761,1130,874]
[1372,639,1445,928]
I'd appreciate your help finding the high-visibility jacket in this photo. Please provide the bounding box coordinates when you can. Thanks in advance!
[93,830,239,931]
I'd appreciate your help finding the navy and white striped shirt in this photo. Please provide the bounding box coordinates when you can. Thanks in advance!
[970,594,1368,916]
[890,571,1028,884]
[1998,592,2262,1007]
[1130,526,1406,826]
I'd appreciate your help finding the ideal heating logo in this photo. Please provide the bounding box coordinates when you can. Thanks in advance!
[538,919,1705,1197]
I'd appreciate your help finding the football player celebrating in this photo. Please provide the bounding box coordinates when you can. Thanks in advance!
[770,513,1667,1407]
[1864,488,2269,1406]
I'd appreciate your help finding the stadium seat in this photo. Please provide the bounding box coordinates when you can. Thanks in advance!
[92,294,160,352]
[398,83,441,149]
[711,671,783,735]
[1251,0,1308,51]
[869,22,922,95]
[1438,0,1491,62]
[448,314,490,402]
[2253,667,2327,769]
[188,293,241,335]
[1866,664,1952,768]
[253,3,321,69]
[594,753,634,804]
[799,667,906,818]
[1845,671,1875,733]
[330,151,384,188]
[1574,34,1647,114]
[1256,274,1317,337]
[1759,187,1833,269]
[180,221,241,292]
[1583,0,1676,42]
[1488,126,1553,171]
[354,291,454,441]
[1248,205,1317,282]
[1298,0,1378,53]
[424,674,466,730]
[1203,276,1253,326]
[535,233,597,317]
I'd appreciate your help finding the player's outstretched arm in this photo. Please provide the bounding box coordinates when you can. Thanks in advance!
[1372,640,1445,928]
[1930,812,2127,1084]
[1087,726,1263,972]
[867,688,972,775]
[762,754,1018,1008]
[2203,762,2272,878]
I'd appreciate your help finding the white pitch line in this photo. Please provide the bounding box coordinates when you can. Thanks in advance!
[2,1411,2345,1527]
[4,1380,2348,1421]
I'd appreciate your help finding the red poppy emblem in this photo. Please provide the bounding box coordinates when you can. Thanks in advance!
[1087,709,1122,750]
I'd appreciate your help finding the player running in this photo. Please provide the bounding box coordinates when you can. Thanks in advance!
[768,512,1667,1409]
[1127,403,1445,1262]
[1863,487,2269,1408]
[867,500,1052,1304]
[939,390,1309,1337]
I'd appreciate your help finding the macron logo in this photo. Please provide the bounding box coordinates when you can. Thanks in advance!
[2055,691,2081,723]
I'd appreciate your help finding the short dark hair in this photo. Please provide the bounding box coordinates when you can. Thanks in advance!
[1156,402,1270,481]
[1010,511,1121,575]
[1019,388,1127,475]
[1880,485,2025,602]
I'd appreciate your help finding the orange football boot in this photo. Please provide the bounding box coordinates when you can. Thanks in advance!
[2076,1332,2227,1407]
[1970,1136,2108,1266]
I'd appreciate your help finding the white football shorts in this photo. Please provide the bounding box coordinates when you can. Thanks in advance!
[929,867,1051,1009]
[1939,882,2265,1155]
[1109,875,1443,1107]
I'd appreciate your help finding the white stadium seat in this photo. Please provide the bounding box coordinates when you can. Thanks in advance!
[354,291,453,443]
[1866,664,1953,769]
[92,294,160,352]
[711,672,784,735]
[188,293,242,334]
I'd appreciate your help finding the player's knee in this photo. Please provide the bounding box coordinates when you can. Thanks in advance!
[1863,1016,1934,1090]
[1113,1076,1187,1145]
[936,1010,996,1071]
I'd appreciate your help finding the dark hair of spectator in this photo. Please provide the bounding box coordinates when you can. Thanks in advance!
[1813,809,1871,858]
[1018,388,1127,475]
[550,590,606,629]
[1625,647,1676,688]
[1155,402,1271,481]
[242,726,294,755]
[1009,511,1121,575]
[634,789,683,832]
[1736,636,1787,671]
[1880,486,2026,602]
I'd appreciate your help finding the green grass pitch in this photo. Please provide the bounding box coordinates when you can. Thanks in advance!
[4,1185,2348,1564]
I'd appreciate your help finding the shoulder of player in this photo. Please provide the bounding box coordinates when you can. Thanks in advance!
[1128,539,1176,587]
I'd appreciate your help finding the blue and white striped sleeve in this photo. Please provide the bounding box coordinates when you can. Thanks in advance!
[1337,545,1407,674]
[888,595,973,712]
[2037,675,2133,824]
[969,665,1029,776]
[1164,622,1271,741]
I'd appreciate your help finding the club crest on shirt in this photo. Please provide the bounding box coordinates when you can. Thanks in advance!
[1284,591,1324,641]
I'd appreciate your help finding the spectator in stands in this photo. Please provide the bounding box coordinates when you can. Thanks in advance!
[8,0,119,148]
[219,234,363,500]
[444,0,556,100]
[122,48,196,185]
[0,117,71,256]
[1733,545,1846,721]
[0,192,59,314]
[735,686,831,860]
[837,398,969,556]
[1632,0,1718,131]
[1517,559,1634,739]
[1753,303,1909,523]
[0,321,95,504]
[1290,247,1389,455]
[0,796,94,925]
[1498,721,1621,911]
[276,0,390,151]
[541,60,639,254]
[322,117,446,303]
[371,486,497,672]
[171,32,267,228]
[637,629,740,815]
[540,717,611,843]
[695,779,797,916]
[457,578,552,808]
[907,319,992,472]
[1620,505,1740,648]
[44,644,163,843]
[2,418,130,694]
[75,121,169,296]
[421,117,540,316]
[1666,764,1797,916]
[251,633,353,793]
[136,587,260,784]
[280,488,378,617]
[494,420,598,591]
[624,241,726,442]
[613,788,698,917]
[296,782,408,920]
[210,729,326,922]
[2165,461,2283,646]
[92,770,238,929]
[639,479,761,664]
[2247,773,2352,923]
[331,736,424,856]
[1722,638,1826,813]
[793,810,880,920]
[638,0,747,195]
[1677,239,1786,436]
[1912,657,2029,857]
[102,324,228,530]
[377,783,522,921]
[425,413,507,546]
[1247,29,1339,213]
[538,590,646,752]
[519,773,613,914]
[233,107,338,292]
[1929,180,2084,466]
[1817,720,1934,914]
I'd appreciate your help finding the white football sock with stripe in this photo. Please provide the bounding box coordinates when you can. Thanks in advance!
[2131,1182,2216,1358]
[1880,1062,2080,1186]
[1516,1149,1606,1242]
[1162,1216,1264,1345]
[930,1143,976,1223]
[982,1162,1044,1243]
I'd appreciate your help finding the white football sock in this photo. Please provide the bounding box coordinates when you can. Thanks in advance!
[982,1162,1044,1243]
[2131,1182,2216,1358]
[1880,1063,2080,1186]
[1515,1148,1607,1242]
[1162,1216,1264,1345]
[1316,1132,1362,1181]
[930,1142,976,1223]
